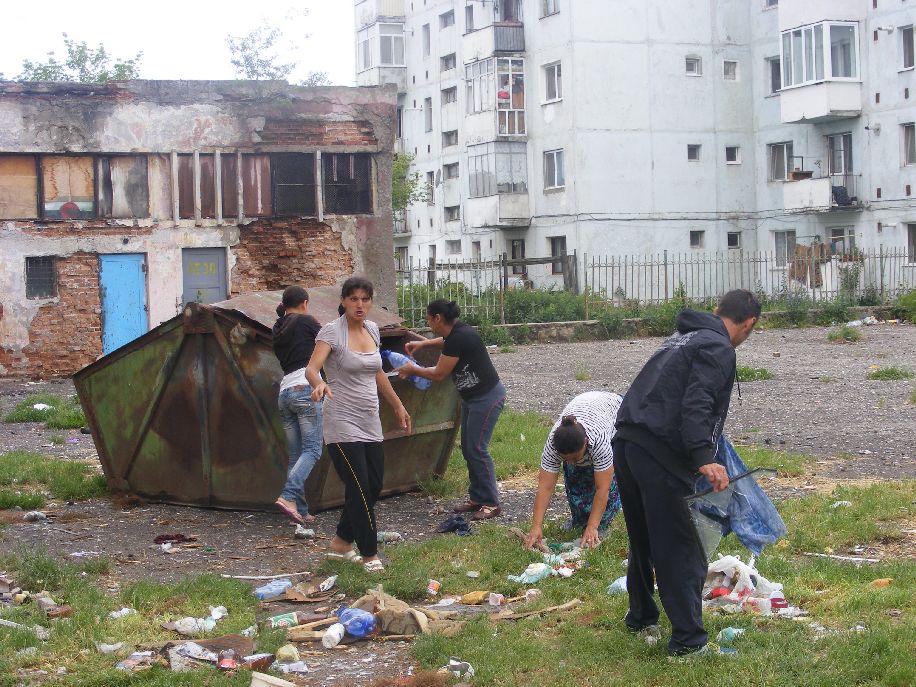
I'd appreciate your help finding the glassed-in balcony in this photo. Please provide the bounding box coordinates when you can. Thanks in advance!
[355,0,405,30]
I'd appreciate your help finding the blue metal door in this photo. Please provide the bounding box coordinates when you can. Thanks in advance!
[100,254,148,355]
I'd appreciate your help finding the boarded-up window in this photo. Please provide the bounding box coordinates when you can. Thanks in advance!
[177,155,194,219]
[199,155,216,218]
[272,153,316,216]
[41,156,94,219]
[221,154,239,218]
[98,156,149,218]
[148,154,172,221]
[0,155,38,219]
[323,154,372,214]
[243,154,273,217]
[25,256,57,299]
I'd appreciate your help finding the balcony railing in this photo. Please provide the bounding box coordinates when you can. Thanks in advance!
[494,23,525,52]
[783,172,863,212]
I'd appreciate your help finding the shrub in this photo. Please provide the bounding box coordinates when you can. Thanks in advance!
[827,324,862,343]
[737,366,774,382]
[892,289,916,321]
[813,299,850,326]
[475,322,511,347]
[866,367,914,381]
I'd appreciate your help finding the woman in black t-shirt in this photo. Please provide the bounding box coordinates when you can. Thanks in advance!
[400,299,505,520]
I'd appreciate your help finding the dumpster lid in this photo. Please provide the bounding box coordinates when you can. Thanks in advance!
[212,286,404,331]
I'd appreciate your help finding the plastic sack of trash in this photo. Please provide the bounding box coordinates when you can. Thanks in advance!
[507,562,555,584]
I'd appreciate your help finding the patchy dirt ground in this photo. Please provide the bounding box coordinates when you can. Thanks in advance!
[1,324,914,684]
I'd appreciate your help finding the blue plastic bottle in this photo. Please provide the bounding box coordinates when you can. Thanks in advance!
[254,578,292,601]
[337,607,376,638]
[381,350,432,390]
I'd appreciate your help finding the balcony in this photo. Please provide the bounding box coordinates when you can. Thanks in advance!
[393,212,410,236]
[783,173,863,213]
[355,65,407,91]
[463,23,525,62]
[355,0,405,29]
[464,193,530,229]
[780,81,862,123]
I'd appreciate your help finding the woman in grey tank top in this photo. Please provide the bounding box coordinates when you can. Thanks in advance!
[305,277,411,573]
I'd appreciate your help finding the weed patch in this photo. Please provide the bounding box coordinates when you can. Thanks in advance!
[3,393,86,429]
[827,325,863,343]
[736,366,774,382]
[574,365,591,381]
[0,451,107,502]
[735,445,814,477]
[866,367,914,381]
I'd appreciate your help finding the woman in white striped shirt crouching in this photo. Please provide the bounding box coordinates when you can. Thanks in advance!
[524,391,623,549]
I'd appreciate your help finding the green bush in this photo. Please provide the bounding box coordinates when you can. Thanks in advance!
[502,287,584,324]
[475,322,512,347]
[893,289,916,321]
[866,367,914,381]
[814,299,850,326]
[737,366,774,382]
[827,325,862,343]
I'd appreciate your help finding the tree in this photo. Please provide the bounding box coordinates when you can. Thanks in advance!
[17,34,142,83]
[227,12,330,86]
[392,153,429,213]
[299,71,332,87]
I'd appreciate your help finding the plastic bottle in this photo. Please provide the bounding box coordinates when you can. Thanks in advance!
[217,649,238,671]
[380,350,432,390]
[337,607,376,638]
[266,611,314,629]
[322,622,346,648]
[254,578,292,601]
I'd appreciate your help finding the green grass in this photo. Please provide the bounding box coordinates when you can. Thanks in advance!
[827,324,863,343]
[734,445,815,477]
[48,434,66,446]
[0,450,108,502]
[3,393,86,429]
[0,490,46,510]
[419,410,552,499]
[736,366,774,382]
[866,367,914,381]
[573,365,591,381]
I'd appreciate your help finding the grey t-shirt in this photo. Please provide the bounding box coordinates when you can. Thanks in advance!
[316,315,384,444]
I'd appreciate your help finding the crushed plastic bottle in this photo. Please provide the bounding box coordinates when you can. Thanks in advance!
[322,622,346,648]
[254,578,293,601]
[381,350,432,390]
[337,607,376,638]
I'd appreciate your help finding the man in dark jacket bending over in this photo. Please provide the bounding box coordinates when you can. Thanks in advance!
[613,289,761,656]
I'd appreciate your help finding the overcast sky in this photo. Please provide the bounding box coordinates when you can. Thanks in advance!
[0,0,356,85]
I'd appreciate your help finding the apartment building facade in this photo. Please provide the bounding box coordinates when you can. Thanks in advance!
[356,0,916,286]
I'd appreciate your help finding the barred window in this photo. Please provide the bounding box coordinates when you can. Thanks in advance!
[25,256,57,299]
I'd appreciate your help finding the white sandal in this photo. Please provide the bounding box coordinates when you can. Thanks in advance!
[363,559,385,573]
[327,549,363,563]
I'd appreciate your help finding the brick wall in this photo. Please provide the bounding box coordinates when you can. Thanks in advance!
[0,252,102,377]
[231,219,355,294]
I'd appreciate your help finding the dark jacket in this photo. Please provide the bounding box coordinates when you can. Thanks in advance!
[615,310,736,485]
[272,313,321,375]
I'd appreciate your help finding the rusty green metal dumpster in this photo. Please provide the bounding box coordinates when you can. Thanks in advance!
[73,287,459,511]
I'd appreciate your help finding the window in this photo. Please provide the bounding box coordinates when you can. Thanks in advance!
[379,24,406,66]
[0,155,38,219]
[441,86,458,104]
[42,156,95,219]
[908,224,916,263]
[396,107,403,139]
[723,60,738,80]
[689,230,705,249]
[422,24,430,57]
[829,226,855,255]
[466,59,495,113]
[395,246,408,270]
[775,230,797,267]
[445,207,460,223]
[541,0,559,17]
[765,0,778,7]
[467,141,528,197]
[904,123,916,165]
[901,26,915,70]
[357,28,372,71]
[443,130,459,147]
[426,171,435,205]
[465,5,474,32]
[511,238,526,274]
[768,142,794,180]
[322,154,371,214]
[727,232,741,249]
[687,144,701,161]
[725,146,741,164]
[25,256,57,299]
[544,149,565,190]
[98,156,149,219]
[550,236,566,274]
[424,97,433,132]
[443,162,459,180]
[497,58,526,135]
[440,53,456,72]
[781,22,858,88]
[272,153,317,216]
[498,0,522,22]
[766,57,782,94]
[544,62,562,102]
[472,241,481,262]
[826,133,853,175]
[446,240,461,256]
[439,10,455,29]
[686,56,702,76]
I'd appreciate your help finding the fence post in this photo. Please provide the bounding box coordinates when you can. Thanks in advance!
[427,257,436,290]
[583,252,590,321]
[663,249,669,301]
[500,252,508,325]
[879,244,885,302]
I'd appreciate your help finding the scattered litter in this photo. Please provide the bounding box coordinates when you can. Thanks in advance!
[429,597,458,607]
[716,627,746,643]
[96,642,125,655]
[217,649,238,671]
[338,607,376,637]
[108,608,137,619]
[271,660,310,675]
[254,578,293,601]
[870,578,893,589]
[115,650,156,672]
[68,551,102,558]
[488,593,506,606]
[16,647,38,658]
[377,531,403,543]
[436,514,472,536]
[507,562,554,584]
[221,571,310,581]
[239,653,275,670]
[459,591,489,606]
[607,576,628,595]
[0,618,50,640]
[294,525,315,540]
[250,672,296,687]
[241,625,258,638]
[439,657,475,679]
[32,403,52,411]
[176,642,218,663]
[164,605,229,637]
[465,570,480,578]
[830,500,853,509]
[702,555,805,617]
[66,437,81,444]
[851,623,868,633]
[804,552,881,565]
[275,644,300,662]
[322,622,346,648]
[24,511,47,522]
[524,589,543,602]
[426,579,442,596]
[209,606,229,620]
[153,533,197,545]
[318,575,338,593]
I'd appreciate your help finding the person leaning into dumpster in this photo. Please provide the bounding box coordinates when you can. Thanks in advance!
[272,286,324,526]
[305,277,411,573]
[399,299,506,520]
[612,289,761,657]
[523,391,623,550]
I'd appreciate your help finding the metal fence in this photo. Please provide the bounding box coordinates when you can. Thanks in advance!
[395,248,915,325]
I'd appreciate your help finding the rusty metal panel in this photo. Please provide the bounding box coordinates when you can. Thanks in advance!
[42,155,94,219]
[200,154,216,219]
[221,154,238,218]
[272,153,315,216]
[0,155,38,219]
[177,154,194,219]
[99,156,149,219]
[147,154,173,221]
[74,295,459,512]
[242,154,272,217]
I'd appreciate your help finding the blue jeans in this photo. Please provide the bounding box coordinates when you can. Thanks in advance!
[459,382,506,507]
[278,385,323,517]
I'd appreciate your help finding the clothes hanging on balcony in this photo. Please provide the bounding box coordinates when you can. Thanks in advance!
[788,243,831,288]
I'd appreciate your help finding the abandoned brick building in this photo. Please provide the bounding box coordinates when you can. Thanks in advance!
[0,80,397,377]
